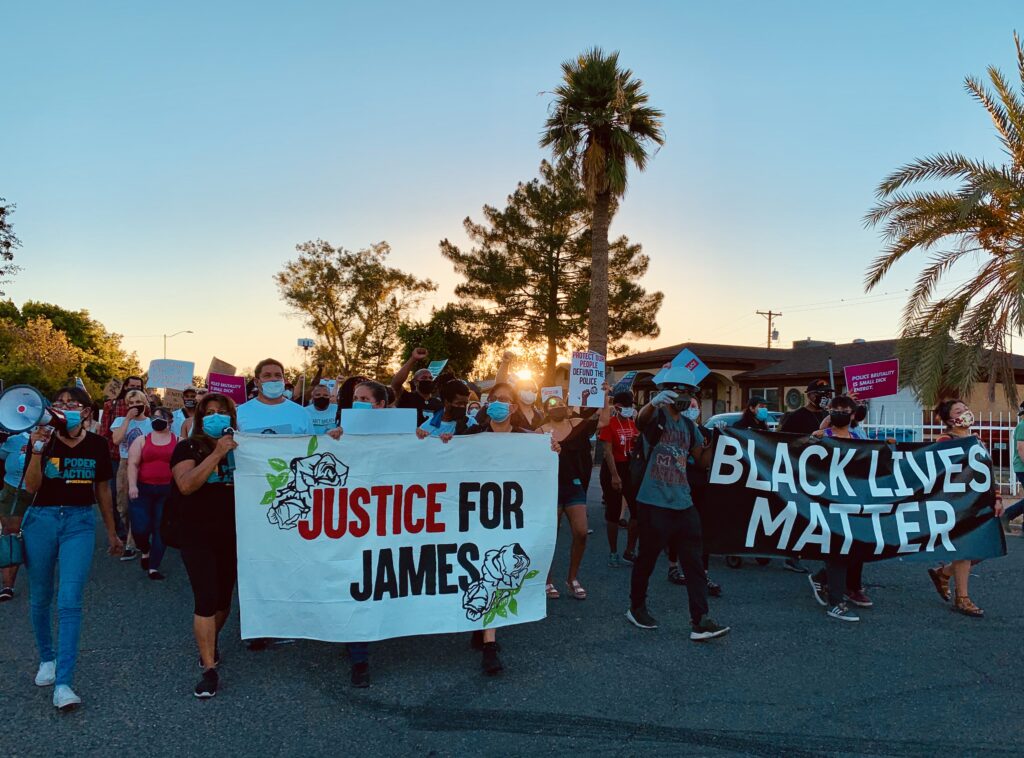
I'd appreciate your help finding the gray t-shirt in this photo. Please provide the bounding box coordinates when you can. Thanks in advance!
[636,410,697,511]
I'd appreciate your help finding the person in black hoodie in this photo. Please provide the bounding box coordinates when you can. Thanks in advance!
[733,396,770,431]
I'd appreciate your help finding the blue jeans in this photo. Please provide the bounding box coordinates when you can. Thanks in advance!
[21,506,97,687]
[1004,472,1024,521]
[129,483,169,569]
[347,642,369,665]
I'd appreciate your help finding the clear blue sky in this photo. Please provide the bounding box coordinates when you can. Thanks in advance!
[3,1,1021,375]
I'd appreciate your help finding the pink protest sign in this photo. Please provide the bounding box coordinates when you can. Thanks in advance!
[207,372,247,405]
[843,359,899,400]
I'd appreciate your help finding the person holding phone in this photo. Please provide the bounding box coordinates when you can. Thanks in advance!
[22,386,123,710]
[110,389,152,560]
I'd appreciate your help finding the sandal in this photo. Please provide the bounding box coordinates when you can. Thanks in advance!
[927,566,950,602]
[566,579,587,600]
[953,595,984,618]
[545,583,560,600]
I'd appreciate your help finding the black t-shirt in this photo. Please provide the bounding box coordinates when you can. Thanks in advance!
[33,432,113,507]
[779,406,827,435]
[397,391,443,426]
[170,439,236,546]
[733,412,768,431]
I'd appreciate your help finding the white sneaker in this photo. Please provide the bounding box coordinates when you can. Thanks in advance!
[34,660,56,686]
[53,684,81,710]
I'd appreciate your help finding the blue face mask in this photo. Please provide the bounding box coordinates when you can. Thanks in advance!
[203,413,232,439]
[352,401,373,410]
[261,380,286,400]
[487,401,511,422]
[755,407,769,421]
[64,410,82,432]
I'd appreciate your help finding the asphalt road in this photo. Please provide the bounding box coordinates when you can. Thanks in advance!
[2,481,1022,758]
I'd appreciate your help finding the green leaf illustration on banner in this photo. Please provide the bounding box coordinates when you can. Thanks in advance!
[268,458,288,472]
[483,608,497,625]
[260,490,275,505]
[525,570,539,579]
[509,597,518,616]
[495,605,507,619]
[307,436,318,456]
[266,472,289,489]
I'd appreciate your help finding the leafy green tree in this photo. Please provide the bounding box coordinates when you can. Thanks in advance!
[540,48,664,357]
[865,34,1024,403]
[0,198,21,296]
[0,317,83,396]
[397,304,485,379]
[441,160,662,384]
[275,240,437,377]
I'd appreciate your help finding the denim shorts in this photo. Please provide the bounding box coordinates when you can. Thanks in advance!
[557,479,588,508]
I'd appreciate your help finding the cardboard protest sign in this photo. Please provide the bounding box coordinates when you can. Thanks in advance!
[233,433,557,641]
[541,386,563,403]
[703,428,1005,562]
[652,348,710,386]
[844,359,899,400]
[162,388,185,411]
[207,372,247,405]
[208,357,237,376]
[146,359,196,390]
[427,360,449,379]
[568,351,605,408]
[611,371,638,395]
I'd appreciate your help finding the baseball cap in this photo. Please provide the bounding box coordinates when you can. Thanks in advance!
[805,379,834,394]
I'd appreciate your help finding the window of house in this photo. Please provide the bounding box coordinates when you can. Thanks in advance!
[751,388,780,411]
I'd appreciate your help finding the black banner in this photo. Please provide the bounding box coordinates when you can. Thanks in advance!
[701,429,1006,562]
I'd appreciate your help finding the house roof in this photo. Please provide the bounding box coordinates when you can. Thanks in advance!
[608,341,782,370]
[733,340,901,381]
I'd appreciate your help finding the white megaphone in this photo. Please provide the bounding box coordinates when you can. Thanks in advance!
[0,385,68,450]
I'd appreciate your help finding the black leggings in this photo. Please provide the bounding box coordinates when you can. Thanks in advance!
[182,539,237,617]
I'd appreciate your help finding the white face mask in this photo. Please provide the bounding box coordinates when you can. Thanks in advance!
[519,390,537,405]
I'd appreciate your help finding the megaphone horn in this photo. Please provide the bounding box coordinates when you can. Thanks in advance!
[0,385,52,433]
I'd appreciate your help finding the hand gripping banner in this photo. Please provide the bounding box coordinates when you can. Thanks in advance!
[701,429,1006,562]
[233,433,557,642]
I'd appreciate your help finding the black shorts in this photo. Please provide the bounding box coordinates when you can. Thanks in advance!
[181,539,237,617]
[600,460,636,524]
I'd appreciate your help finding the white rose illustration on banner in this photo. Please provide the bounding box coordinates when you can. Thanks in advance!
[262,437,349,530]
[461,543,538,626]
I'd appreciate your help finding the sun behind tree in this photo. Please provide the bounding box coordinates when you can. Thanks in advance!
[540,48,664,357]
[865,33,1024,405]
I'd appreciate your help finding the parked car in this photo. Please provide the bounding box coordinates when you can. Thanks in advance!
[703,411,783,431]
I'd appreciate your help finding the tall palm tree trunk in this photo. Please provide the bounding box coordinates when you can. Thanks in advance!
[588,190,611,356]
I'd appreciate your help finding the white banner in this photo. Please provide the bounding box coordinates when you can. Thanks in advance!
[233,432,558,642]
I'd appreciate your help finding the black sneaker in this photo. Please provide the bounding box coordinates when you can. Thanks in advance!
[148,570,166,581]
[119,546,139,562]
[690,615,730,641]
[481,642,503,675]
[706,576,722,598]
[621,550,637,564]
[246,638,270,651]
[783,558,809,574]
[808,574,829,607]
[0,586,13,602]
[827,603,860,622]
[666,567,686,585]
[350,661,370,688]
[469,631,502,652]
[626,605,658,629]
[194,668,218,699]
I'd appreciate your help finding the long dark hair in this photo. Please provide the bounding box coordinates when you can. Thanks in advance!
[189,393,238,454]
[935,398,965,426]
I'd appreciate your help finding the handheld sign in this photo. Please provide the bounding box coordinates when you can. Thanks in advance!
[844,359,899,400]
[568,351,605,408]
[427,359,449,379]
[652,349,710,386]
[147,359,195,391]
[208,356,237,376]
[611,371,638,395]
[207,372,248,405]
[541,386,563,402]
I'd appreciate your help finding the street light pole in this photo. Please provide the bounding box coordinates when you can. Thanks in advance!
[163,330,194,358]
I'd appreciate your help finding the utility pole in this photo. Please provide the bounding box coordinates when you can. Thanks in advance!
[756,310,781,349]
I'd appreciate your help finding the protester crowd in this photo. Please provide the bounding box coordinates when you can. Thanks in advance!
[0,348,1017,710]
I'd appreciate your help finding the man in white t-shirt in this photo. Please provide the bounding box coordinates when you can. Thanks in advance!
[304,383,338,435]
[236,358,314,435]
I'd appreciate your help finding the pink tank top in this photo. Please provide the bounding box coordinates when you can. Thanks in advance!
[139,433,177,485]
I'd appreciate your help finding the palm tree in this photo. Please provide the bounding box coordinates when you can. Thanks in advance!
[541,48,664,357]
[865,33,1024,405]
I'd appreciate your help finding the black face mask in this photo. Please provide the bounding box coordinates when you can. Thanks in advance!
[151,418,169,432]
[312,397,330,410]
[548,408,568,422]
[183,399,197,409]
[830,411,852,428]
[447,405,467,421]
[417,380,435,395]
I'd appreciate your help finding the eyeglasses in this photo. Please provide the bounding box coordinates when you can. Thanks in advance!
[52,402,84,411]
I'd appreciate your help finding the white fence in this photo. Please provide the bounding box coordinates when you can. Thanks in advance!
[858,411,1020,495]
